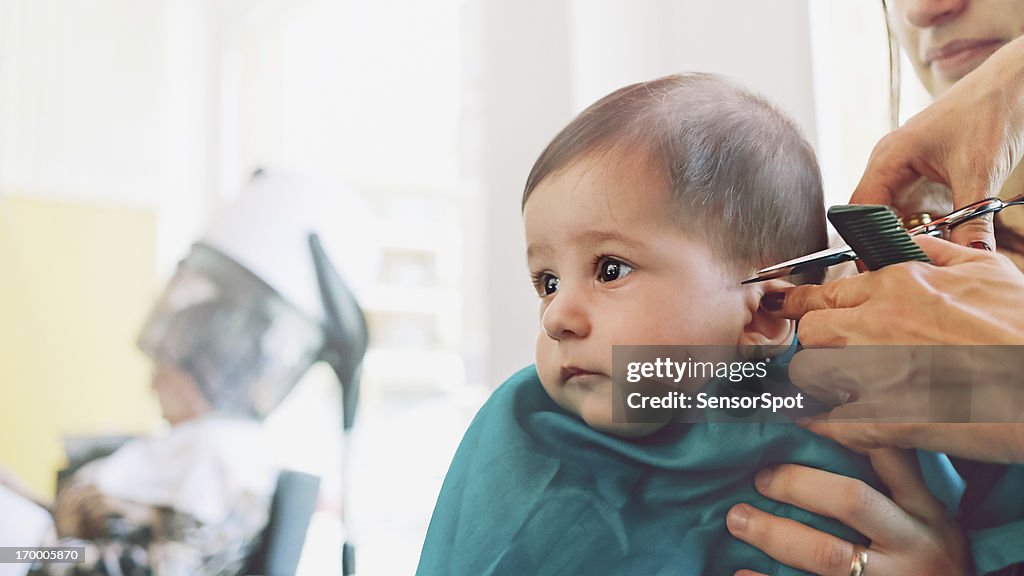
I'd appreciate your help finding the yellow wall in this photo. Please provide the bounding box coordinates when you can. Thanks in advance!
[0,196,161,498]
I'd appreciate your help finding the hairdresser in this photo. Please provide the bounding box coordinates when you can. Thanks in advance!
[770,0,1024,463]
[725,3,1024,575]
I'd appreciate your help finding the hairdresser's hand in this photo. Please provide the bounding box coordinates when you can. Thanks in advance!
[852,35,1024,248]
[808,422,1024,467]
[786,343,1024,462]
[54,483,109,538]
[764,235,1024,462]
[727,449,967,576]
[54,483,158,539]
[765,235,1024,346]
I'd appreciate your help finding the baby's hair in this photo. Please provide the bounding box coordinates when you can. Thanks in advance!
[523,73,827,283]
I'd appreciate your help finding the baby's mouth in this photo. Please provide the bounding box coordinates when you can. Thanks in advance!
[560,366,602,385]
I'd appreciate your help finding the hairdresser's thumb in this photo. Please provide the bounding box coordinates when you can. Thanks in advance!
[949,214,996,252]
[948,177,998,250]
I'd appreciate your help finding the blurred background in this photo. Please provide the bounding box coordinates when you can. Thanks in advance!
[0,0,931,573]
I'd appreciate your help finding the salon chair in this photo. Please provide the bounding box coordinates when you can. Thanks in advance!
[244,469,320,576]
[59,446,320,576]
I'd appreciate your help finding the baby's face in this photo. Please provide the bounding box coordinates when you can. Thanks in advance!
[524,153,749,437]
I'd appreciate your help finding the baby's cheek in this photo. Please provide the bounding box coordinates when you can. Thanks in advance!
[535,332,556,377]
[539,376,568,410]
[534,337,567,401]
[677,293,747,344]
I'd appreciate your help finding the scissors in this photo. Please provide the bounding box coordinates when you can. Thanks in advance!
[743,193,1024,284]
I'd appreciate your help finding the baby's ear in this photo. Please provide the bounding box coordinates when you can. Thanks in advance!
[737,279,795,359]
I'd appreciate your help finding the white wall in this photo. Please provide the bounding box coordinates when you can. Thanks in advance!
[569,0,818,144]
[470,0,575,387]
[0,0,234,275]
[807,1,892,209]
[0,0,167,208]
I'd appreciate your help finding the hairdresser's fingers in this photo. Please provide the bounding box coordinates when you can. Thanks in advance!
[788,347,897,405]
[802,420,917,453]
[727,502,883,576]
[850,147,995,249]
[814,400,914,423]
[850,145,923,207]
[832,387,938,423]
[749,464,920,545]
[788,348,856,405]
[868,449,948,523]
[765,278,871,321]
[794,308,871,348]
[734,571,769,576]
[805,420,1024,464]
[914,234,993,266]
[945,166,1001,248]
[949,212,997,250]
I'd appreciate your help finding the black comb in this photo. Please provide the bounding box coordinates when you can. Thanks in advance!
[827,204,932,271]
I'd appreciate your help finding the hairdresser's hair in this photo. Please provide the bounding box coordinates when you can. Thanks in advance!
[523,73,827,282]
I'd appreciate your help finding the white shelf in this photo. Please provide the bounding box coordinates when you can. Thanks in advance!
[362,349,466,391]
[355,188,466,394]
[361,285,460,315]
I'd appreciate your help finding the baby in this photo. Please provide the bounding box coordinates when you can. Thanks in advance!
[418,74,878,575]
[523,73,828,437]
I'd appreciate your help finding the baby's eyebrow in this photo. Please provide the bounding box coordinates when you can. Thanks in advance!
[526,243,551,261]
[526,230,646,261]
[574,229,647,250]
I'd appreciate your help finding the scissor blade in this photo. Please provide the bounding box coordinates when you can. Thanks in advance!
[742,245,857,284]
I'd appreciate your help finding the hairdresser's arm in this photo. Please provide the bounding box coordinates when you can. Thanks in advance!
[852,35,1024,248]
[727,449,966,576]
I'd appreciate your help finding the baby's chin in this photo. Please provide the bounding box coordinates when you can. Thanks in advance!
[571,394,673,438]
[542,375,674,438]
[582,414,671,438]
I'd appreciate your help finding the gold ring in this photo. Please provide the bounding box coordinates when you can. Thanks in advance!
[849,544,869,576]
[899,211,933,230]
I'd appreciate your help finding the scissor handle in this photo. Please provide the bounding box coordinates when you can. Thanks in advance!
[906,197,1006,236]
[743,194,1024,284]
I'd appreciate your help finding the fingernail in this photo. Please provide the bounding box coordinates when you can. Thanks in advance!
[755,468,773,492]
[968,241,993,251]
[727,505,750,534]
[761,292,785,312]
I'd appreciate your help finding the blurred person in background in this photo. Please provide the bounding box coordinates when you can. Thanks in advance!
[1,172,368,575]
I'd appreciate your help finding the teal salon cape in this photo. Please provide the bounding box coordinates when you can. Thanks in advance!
[417,365,878,576]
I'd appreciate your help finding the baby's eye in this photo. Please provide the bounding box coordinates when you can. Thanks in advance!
[533,273,560,296]
[598,258,633,283]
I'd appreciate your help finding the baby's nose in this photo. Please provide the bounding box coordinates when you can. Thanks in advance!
[541,290,591,340]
